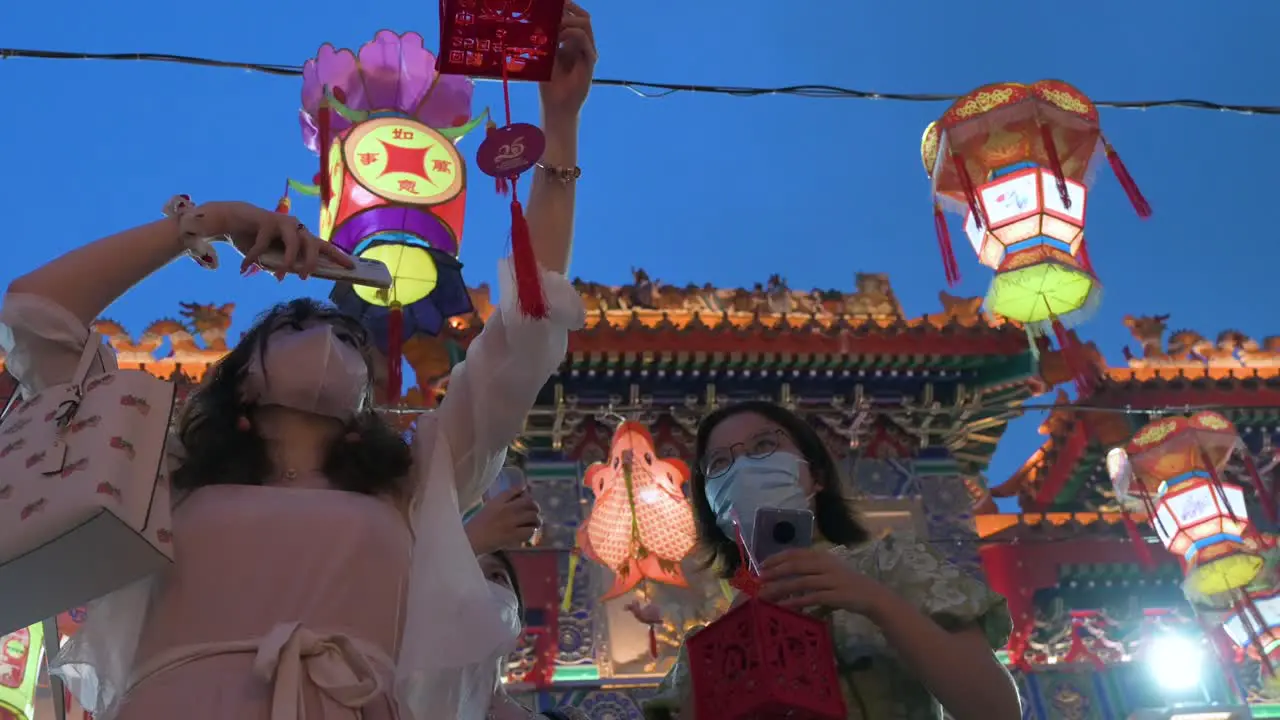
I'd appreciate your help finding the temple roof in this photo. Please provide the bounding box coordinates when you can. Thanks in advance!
[0,275,1039,383]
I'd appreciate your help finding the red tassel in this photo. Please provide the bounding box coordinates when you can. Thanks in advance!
[509,191,549,319]
[1244,452,1277,524]
[386,305,404,402]
[1038,122,1071,209]
[1052,318,1092,395]
[949,150,985,229]
[318,93,332,205]
[1120,507,1155,569]
[933,203,961,286]
[1077,239,1095,274]
[648,625,659,659]
[1103,139,1152,219]
[1201,448,1239,522]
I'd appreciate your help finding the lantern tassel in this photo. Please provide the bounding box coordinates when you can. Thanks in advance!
[1103,138,1152,219]
[1202,449,1238,522]
[1077,239,1095,274]
[649,625,659,659]
[949,150,986,229]
[510,190,549,320]
[1244,452,1277,524]
[1038,121,1071,209]
[1051,316,1093,396]
[560,550,579,613]
[1120,507,1155,569]
[932,202,961,286]
[386,304,404,402]
[318,89,332,206]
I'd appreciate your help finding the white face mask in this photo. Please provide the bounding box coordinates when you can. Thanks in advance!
[241,324,368,421]
[704,451,812,544]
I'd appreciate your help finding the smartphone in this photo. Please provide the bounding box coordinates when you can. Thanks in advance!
[750,507,815,571]
[485,467,528,502]
[256,248,393,289]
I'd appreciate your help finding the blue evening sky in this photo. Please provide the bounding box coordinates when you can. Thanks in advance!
[2,1,1277,511]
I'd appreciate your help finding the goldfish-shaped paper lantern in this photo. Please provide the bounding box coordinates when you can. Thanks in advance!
[576,422,697,600]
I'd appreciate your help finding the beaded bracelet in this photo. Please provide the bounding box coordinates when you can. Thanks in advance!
[162,195,224,270]
[535,163,582,184]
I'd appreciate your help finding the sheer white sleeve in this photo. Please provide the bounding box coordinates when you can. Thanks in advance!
[395,257,584,720]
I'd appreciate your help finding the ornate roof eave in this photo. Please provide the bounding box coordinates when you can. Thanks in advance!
[976,511,1148,542]
[566,309,1032,360]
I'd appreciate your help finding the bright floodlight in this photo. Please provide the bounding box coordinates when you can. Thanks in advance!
[1147,634,1204,691]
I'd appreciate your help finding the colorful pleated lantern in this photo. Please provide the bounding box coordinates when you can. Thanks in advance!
[1222,587,1280,685]
[294,31,485,400]
[0,623,44,720]
[1127,412,1265,596]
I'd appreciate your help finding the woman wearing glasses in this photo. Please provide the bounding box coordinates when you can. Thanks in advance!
[643,400,1021,720]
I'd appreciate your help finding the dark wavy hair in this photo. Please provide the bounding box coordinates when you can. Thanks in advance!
[691,400,869,578]
[172,298,413,499]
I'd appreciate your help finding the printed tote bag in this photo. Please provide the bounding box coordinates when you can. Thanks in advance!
[0,332,175,634]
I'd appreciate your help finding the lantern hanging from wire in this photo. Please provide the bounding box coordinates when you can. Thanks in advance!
[921,80,1151,286]
[436,0,567,321]
[291,31,486,400]
[572,422,698,601]
[1125,411,1275,598]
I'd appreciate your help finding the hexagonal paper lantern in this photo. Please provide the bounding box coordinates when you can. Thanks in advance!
[1127,412,1264,596]
[962,165,1087,269]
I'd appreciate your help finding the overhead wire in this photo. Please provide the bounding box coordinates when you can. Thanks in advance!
[3,47,1279,116]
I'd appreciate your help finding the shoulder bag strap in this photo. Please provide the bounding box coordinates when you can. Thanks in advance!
[42,616,66,720]
[70,331,104,388]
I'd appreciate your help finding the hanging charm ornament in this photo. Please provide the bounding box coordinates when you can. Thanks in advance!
[437,0,567,320]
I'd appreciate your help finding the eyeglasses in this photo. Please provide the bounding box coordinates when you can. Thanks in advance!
[701,429,786,479]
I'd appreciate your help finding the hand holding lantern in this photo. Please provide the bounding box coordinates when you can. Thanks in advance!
[538,2,597,119]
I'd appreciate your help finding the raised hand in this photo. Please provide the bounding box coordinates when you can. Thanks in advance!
[539,2,597,119]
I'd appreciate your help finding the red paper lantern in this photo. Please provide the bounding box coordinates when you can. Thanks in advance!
[686,598,846,720]
[436,0,567,82]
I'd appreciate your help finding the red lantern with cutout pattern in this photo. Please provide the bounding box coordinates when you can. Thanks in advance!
[437,0,566,82]
[686,598,846,720]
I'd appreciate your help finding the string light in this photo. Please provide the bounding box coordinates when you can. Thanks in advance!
[2,47,1279,116]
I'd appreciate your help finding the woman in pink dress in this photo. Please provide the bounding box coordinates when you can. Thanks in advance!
[0,7,597,720]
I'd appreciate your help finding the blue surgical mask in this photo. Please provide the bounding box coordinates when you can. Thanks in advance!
[704,451,810,545]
